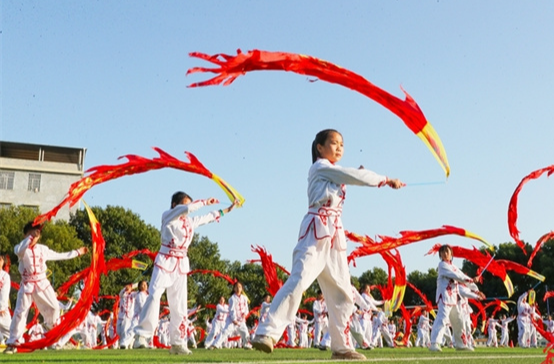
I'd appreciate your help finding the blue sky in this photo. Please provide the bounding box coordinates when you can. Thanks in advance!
[2,1,553,278]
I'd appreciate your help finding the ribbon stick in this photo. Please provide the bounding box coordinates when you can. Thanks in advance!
[34,148,244,225]
[188,49,450,178]
[476,253,496,280]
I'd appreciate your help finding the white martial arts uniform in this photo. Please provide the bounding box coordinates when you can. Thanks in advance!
[259,301,271,323]
[134,200,221,348]
[117,286,136,348]
[205,302,229,347]
[415,313,431,347]
[27,322,44,342]
[212,293,250,348]
[486,318,501,347]
[350,287,372,349]
[499,317,514,346]
[0,270,11,342]
[312,298,328,347]
[517,292,532,348]
[361,291,381,346]
[296,316,312,348]
[430,259,480,350]
[7,235,82,346]
[254,158,388,355]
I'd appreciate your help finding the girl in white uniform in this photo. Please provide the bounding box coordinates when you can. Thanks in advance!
[252,129,403,360]
[211,282,251,349]
[133,192,238,355]
[499,314,515,347]
[4,222,87,354]
[204,296,229,348]
[0,255,11,344]
[429,245,485,352]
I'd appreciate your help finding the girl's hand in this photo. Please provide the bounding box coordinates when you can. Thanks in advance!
[78,247,88,256]
[477,292,486,300]
[387,178,405,189]
[206,197,219,205]
[224,199,240,214]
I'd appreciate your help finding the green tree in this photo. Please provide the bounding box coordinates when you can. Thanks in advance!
[358,267,388,300]
[69,205,160,308]
[405,268,438,306]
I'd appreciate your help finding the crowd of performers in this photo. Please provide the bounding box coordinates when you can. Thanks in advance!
[0,128,551,357]
[1,239,554,354]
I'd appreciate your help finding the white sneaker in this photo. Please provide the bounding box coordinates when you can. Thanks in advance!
[456,345,474,351]
[429,343,442,352]
[251,335,274,353]
[133,335,148,349]
[169,345,192,355]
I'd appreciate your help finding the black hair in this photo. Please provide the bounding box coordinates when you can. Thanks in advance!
[23,221,42,235]
[171,191,192,208]
[311,129,341,163]
[438,245,452,258]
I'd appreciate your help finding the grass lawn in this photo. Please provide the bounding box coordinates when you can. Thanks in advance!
[0,347,549,364]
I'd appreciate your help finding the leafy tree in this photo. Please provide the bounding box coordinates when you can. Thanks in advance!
[358,267,388,300]
[69,205,160,308]
[405,268,438,306]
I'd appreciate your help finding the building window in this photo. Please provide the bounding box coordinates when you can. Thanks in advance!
[0,171,15,190]
[28,173,41,192]
[0,202,12,209]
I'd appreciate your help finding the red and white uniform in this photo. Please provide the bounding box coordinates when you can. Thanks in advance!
[134,200,220,347]
[486,318,502,347]
[296,316,312,348]
[361,292,382,345]
[0,270,11,341]
[517,292,532,348]
[350,286,372,349]
[430,259,479,350]
[7,235,82,346]
[255,158,388,354]
[116,286,136,348]
[204,303,229,347]
[213,293,250,348]
[312,298,328,346]
[27,322,44,342]
[259,301,271,323]
[499,316,514,346]
[415,313,431,347]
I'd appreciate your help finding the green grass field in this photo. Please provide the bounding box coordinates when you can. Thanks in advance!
[0,347,549,364]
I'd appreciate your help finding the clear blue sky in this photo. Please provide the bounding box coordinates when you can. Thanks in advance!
[2,1,553,277]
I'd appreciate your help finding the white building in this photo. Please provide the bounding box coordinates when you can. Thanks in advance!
[0,141,86,221]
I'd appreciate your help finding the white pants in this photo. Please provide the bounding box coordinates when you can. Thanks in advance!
[350,317,369,349]
[487,329,498,347]
[430,303,465,348]
[7,284,59,345]
[0,312,11,340]
[205,319,226,347]
[255,233,353,353]
[415,329,430,347]
[134,266,189,346]
[213,320,249,348]
[517,319,530,348]
[313,320,328,346]
[117,317,133,348]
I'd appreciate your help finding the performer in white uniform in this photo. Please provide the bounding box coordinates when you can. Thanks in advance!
[252,129,403,361]
[0,255,12,344]
[4,222,87,354]
[415,310,431,347]
[133,192,238,355]
[117,283,136,349]
[517,291,532,348]
[499,314,515,347]
[312,291,328,348]
[486,317,502,347]
[429,245,484,352]
[131,281,148,340]
[204,296,229,348]
[259,295,272,323]
[360,284,382,347]
[211,282,252,349]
